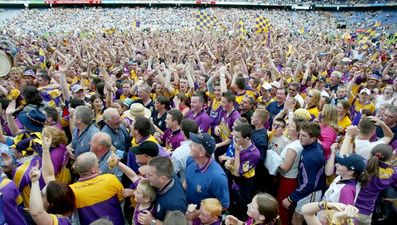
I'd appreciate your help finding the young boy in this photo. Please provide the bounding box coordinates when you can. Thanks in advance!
[191,198,222,225]
[268,118,289,155]
[108,154,156,225]
[224,123,261,220]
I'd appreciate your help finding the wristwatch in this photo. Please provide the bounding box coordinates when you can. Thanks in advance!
[150,219,156,225]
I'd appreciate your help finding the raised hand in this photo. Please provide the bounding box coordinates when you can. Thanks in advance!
[29,161,41,182]
[42,129,53,151]
[107,152,119,169]
[5,100,16,116]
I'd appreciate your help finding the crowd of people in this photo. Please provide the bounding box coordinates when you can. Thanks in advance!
[0,6,396,225]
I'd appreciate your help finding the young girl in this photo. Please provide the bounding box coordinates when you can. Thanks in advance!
[323,152,365,205]
[354,144,397,225]
[132,179,156,225]
[318,104,338,160]
[225,193,281,225]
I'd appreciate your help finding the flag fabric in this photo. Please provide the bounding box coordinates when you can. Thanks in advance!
[39,48,46,69]
[195,11,217,30]
[387,33,397,45]
[212,14,227,31]
[254,15,271,34]
[237,19,248,39]
[298,27,305,34]
[132,21,141,28]
[39,87,63,108]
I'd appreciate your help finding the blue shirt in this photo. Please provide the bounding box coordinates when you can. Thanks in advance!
[98,150,123,180]
[154,176,187,221]
[289,141,326,202]
[101,124,131,152]
[71,124,99,157]
[185,157,230,209]
[251,128,268,162]
[266,101,284,125]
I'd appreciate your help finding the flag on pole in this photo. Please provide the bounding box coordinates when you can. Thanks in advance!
[132,21,141,28]
[39,48,46,69]
[237,18,248,40]
[195,11,217,30]
[254,15,271,34]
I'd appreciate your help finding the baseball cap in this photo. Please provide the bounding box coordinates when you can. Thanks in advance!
[336,153,366,175]
[190,132,216,155]
[23,69,36,78]
[131,141,159,157]
[71,84,84,93]
[317,75,326,83]
[368,74,381,81]
[123,98,133,108]
[270,81,280,89]
[341,58,352,64]
[261,82,272,90]
[359,88,371,95]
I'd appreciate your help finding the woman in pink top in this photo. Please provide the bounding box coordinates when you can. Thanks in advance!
[319,104,338,160]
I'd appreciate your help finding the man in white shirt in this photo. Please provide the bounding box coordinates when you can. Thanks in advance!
[171,119,198,185]
[351,117,393,160]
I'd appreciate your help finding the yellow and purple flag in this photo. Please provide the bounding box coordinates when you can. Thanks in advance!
[254,15,271,34]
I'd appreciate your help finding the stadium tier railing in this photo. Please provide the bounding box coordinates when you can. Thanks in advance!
[0,0,396,8]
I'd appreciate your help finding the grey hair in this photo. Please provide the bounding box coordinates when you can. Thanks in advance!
[102,107,119,123]
[74,152,98,177]
[75,105,94,125]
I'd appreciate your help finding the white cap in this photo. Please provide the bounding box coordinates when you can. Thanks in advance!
[270,81,280,89]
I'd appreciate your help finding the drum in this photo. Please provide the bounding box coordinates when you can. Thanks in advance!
[0,50,12,77]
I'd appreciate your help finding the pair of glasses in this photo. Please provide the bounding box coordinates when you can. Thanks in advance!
[272,124,283,128]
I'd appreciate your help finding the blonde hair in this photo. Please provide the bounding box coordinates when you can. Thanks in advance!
[254,109,269,123]
[43,126,68,147]
[200,198,222,218]
[306,89,321,109]
[138,179,156,202]
[321,104,339,131]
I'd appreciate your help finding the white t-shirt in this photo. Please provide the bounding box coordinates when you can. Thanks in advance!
[354,139,388,160]
[269,136,290,155]
[375,95,395,111]
[279,140,303,178]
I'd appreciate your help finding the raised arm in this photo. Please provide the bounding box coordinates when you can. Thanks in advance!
[108,153,140,183]
[339,126,358,155]
[219,66,228,93]
[41,130,56,184]
[5,100,20,135]
[369,116,393,144]
[206,70,218,95]
[29,163,54,225]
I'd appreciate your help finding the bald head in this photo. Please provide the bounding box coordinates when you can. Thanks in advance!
[90,132,112,158]
[74,152,99,177]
